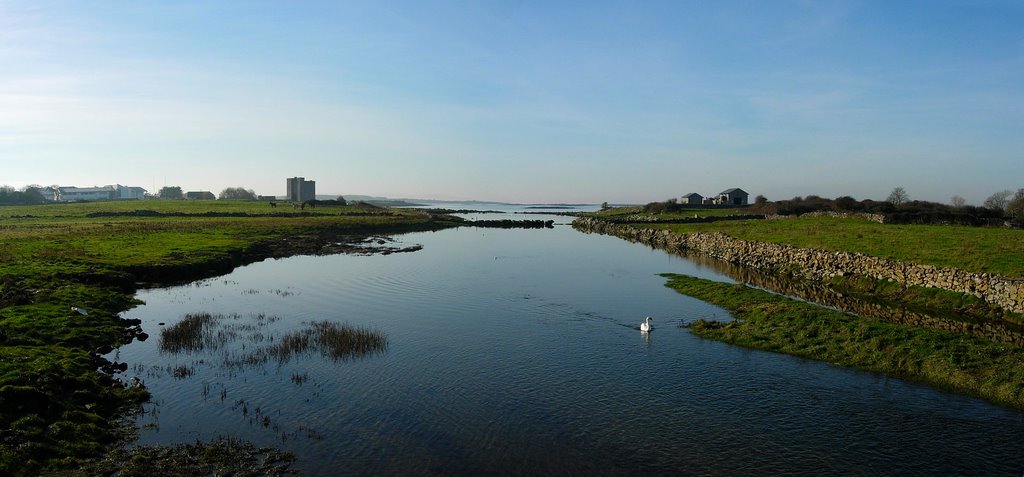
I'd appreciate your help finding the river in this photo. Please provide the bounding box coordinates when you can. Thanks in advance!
[110,204,1024,476]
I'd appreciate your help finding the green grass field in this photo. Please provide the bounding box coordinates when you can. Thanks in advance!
[0,199,329,218]
[662,273,1024,409]
[644,215,1024,277]
[0,200,456,475]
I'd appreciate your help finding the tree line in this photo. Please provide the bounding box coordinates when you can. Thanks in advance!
[761,187,1024,225]
[642,187,1024,226]
[0,186,46,205]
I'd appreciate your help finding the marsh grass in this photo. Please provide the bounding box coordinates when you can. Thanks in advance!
[0,200,453,474]
[159,313,218,353]
[270,321,388,363]
[156,312,387,368]
[661,273,1024,409]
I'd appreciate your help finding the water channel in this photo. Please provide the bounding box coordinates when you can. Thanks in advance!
[110,204,1024,476]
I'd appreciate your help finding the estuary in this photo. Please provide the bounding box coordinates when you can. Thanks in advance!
[110,206,1024,476]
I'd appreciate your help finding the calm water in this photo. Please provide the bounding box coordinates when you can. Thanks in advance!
[111,206,1024,476]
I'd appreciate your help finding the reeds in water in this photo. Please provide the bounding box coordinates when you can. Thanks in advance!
[159,313,217,353]
[269,321,388,363]
[158,312,388,368]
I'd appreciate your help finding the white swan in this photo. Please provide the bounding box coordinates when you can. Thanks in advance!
[640,316,653,332]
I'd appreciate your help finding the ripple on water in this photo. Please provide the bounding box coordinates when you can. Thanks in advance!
[115,226,1024,476]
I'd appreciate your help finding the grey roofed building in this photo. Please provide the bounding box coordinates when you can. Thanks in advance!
[717,188,749,206]
[680,193,703,204]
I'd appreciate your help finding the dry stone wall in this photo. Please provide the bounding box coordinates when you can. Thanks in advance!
[574,218,1024,314]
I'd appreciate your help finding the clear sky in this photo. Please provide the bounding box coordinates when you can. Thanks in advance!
[2,1,1022,204]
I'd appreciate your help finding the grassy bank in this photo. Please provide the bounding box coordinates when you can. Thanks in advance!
[0,201,459,475]
[647,215,1024,277]
[586,206,750,220]
[662,273,1024,409]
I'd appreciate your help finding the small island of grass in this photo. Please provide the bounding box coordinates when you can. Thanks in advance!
[661,273,1024,409]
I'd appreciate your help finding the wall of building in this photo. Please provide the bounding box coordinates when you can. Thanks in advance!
[286,177,316,202]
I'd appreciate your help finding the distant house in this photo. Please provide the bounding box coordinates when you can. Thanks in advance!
[680,193,703,205]
[114,185,147,200]
[58,186,115,202]
[718,188,749,206]
[185,191,216,200]
[32,186,59,202]
[56,185,146,201]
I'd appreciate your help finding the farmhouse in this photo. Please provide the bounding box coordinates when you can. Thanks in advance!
[717,188,749,206]
[681,193,703,205]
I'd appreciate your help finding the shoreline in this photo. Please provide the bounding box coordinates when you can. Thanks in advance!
[661,273,1024,410]
[0,209,462,475]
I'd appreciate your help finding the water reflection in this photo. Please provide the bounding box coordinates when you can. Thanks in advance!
[111,221,1024,476]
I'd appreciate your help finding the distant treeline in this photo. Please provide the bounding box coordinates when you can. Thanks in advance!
[642,194,1022,227]
[0,186,46,205]
[761,196,1011,226]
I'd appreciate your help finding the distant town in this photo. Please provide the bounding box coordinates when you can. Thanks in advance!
[3,179,754,208]
[1,176,318,203]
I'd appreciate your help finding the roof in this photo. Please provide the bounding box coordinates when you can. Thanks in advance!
[59,186,115,193]
[682,192,703,197]
[719,188,748,195]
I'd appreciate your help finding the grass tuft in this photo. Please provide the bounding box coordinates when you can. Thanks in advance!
[270,321,388,363]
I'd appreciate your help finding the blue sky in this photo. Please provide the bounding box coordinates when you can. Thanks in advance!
[1,1,1022,203]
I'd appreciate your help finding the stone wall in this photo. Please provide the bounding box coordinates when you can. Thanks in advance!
[573,217,1024,314]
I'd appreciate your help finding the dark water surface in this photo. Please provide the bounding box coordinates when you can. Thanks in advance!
[112,209,1024,476]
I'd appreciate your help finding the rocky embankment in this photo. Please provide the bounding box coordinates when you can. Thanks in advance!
[574,217,1024,315]
[680,252,1024,346]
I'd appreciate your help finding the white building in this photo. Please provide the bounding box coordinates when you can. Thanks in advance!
[115,185,147,200]
[57,184,148,202]
[58,186,115,201]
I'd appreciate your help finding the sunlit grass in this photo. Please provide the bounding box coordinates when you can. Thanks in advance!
[0,199,448,474]
[645,216,1024,277]
[662,273,1024,409]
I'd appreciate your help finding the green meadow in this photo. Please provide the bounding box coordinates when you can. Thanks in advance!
[0,200,458,475]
